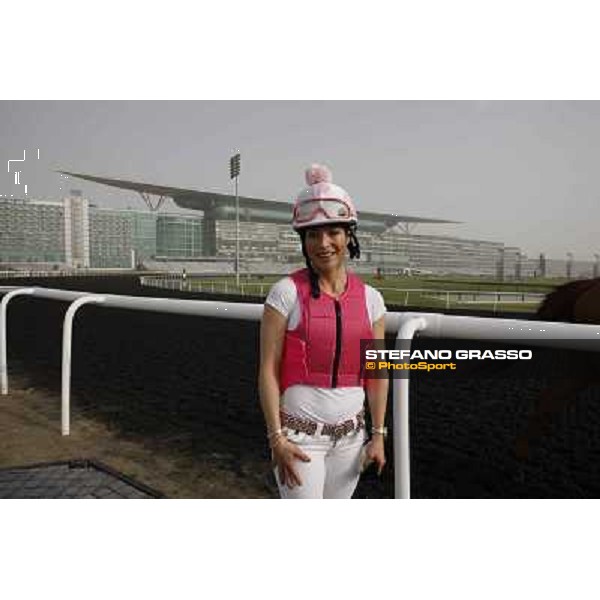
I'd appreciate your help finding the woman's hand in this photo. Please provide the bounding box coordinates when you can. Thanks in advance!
[271,437,311,488]
[365,436,386,475]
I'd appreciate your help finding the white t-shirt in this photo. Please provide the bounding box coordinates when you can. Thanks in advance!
[265,275,386,423]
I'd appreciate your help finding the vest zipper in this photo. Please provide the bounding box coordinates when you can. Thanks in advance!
[332,299,342,388]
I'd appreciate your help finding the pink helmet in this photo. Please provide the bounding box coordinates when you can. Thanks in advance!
[292,164,358,231]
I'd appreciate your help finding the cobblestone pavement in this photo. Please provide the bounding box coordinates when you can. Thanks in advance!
[0,460,163,499]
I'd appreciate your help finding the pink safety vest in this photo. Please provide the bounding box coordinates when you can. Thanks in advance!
[279,268,374,393]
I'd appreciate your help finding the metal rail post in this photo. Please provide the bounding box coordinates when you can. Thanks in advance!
[61,295,106,435]
[1,288,35,395]
[393,316,428,499]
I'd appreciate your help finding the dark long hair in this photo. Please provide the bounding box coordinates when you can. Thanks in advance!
[298,223,361,299]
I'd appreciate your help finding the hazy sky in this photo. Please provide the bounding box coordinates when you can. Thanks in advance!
[1,100,599,260]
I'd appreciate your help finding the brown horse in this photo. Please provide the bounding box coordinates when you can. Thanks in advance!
[515,278,600,459]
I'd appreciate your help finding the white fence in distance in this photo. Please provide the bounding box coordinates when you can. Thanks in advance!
[140,275,547,312]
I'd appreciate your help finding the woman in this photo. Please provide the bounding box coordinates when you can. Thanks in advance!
[259,163,389,499]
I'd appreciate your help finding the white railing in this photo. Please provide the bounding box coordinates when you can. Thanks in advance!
[2,286,600,499]
[0,287,262,436]
[388,312,600,498]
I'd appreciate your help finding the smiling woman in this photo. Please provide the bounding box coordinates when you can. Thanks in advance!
[304,224,348,273]
[258,163,389,499]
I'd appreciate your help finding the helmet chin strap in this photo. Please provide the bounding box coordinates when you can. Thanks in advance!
[347,224,361,259]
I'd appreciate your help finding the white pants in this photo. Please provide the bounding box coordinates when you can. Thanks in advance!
[274,428,366,499]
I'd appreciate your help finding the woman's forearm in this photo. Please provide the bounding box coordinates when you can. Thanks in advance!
[259,368,282,434]
[366,377,389,429]
[366,317,388,430]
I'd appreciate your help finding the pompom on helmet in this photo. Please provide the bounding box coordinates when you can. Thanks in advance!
[292,164,358,231]
[292,164,361,299]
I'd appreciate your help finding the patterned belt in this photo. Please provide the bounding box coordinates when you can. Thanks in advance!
[280,409,366,444]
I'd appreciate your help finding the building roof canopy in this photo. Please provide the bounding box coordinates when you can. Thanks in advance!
[58,170,459,232]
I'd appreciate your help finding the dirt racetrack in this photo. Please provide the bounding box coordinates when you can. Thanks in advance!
[2,274,600,498]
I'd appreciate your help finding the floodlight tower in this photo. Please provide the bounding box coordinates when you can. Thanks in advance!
[538,253,546,278]
[566,252,574,279]
[229,152,241,286]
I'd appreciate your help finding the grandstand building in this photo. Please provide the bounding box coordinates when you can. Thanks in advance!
[1,197,204,269]
[0,198,65,264]
[0,192,539,277]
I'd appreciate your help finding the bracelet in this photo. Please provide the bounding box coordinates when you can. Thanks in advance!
[269,433,287,450]
[267,428,282,440]
[371,426,388,437]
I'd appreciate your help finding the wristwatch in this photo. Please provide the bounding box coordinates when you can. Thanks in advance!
[371,426,388,438]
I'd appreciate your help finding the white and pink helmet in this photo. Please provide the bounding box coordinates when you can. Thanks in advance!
[292,164,358,231]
